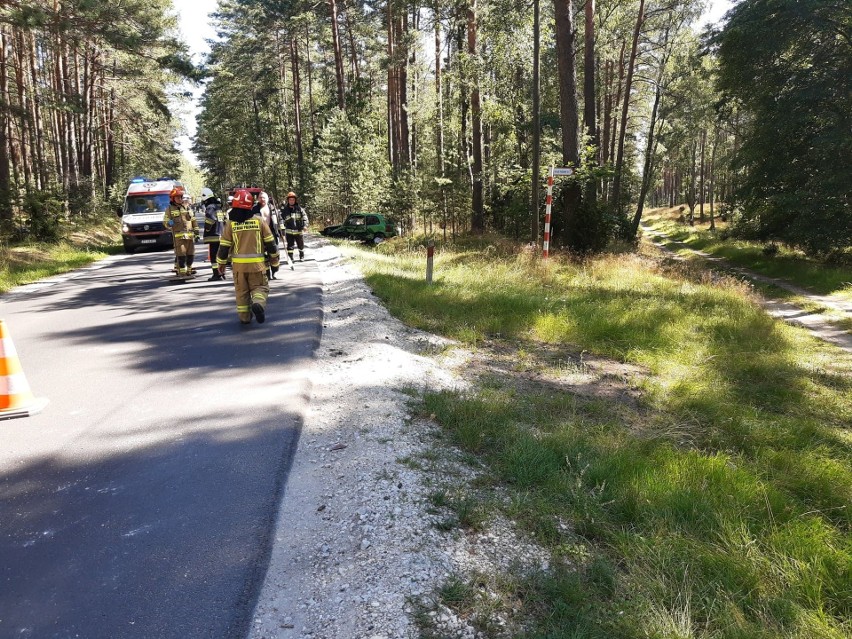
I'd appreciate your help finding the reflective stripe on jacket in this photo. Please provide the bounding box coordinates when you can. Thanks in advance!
[163,204,198,238]
[216,217,279,273]
[281,205,308,233]
[203,205,225,242]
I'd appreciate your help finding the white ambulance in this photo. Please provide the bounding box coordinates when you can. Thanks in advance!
[119,177,184,253]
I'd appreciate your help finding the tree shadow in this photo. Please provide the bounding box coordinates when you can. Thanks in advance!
[0,404,302,638]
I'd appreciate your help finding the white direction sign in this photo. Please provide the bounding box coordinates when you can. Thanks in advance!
[552,167,574,176]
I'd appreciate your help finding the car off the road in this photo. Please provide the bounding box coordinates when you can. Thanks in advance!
[321,213,398,243]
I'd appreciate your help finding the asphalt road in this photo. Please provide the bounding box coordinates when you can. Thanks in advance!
[0,246,322,638]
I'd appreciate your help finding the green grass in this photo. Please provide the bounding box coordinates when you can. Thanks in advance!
[343,237,852,638]
[1,216,121,293]
[643,207,852,301]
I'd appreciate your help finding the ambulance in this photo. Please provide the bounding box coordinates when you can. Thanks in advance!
[119,176,184,253]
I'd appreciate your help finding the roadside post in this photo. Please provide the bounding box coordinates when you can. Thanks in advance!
[426,239,435,284]
[543,166,574,258]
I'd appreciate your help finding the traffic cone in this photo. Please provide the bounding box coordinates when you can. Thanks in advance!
[0,320,48,420]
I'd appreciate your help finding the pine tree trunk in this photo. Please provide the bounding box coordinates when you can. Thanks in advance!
[457,23,469,188]
[553,0,581,244]
[0,26,11,221]
[632,77,662,236]
[583,0,597,150]
[329,0,346,110]
[410,6,419,173]
[274,27,294,181]
[290,35,305,194]
[531,0,540,245]
[305,25,317,146]
[60,39,78,187]
[87,47,99,182]
[434,6,447,241]
[14,29,33,191]
[467,0,484,233]
[72,41,84,186]
[398,11,410,168]
[103,60,116,196]
[601,59,611,201]
[387,1,397,170]
[699,128,706,222]
[688,139,697,223]
[27,31,48,189]
[613,0,644,209]
[583,0,597,204]
[342,0,360,88]
[50,41,65,189]
[709,126,718,230]
[609,42,625,187]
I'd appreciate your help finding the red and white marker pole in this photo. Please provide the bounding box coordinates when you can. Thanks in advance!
[543,166,554,258]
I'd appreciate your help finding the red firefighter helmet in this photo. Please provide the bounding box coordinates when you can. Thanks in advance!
[231,189,255,210]
[287,191,297,199]
[169,186,185,204]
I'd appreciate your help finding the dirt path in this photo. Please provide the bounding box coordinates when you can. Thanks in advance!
[642,224,852,354]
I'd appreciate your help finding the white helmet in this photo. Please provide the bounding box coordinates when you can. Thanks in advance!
[200,187,215,200]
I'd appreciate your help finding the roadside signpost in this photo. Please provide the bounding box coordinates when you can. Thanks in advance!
[426,239,435,284]
[543,166,574,258]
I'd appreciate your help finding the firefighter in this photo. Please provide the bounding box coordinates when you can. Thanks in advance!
[280,191,309,262]
[217,189,280,324]
[163,187,198,277]
[201,187,226,281]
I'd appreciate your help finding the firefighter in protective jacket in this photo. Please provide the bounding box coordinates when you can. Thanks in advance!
[201,188,226,281]
[163,187,198,277]
[281,191,309,262]
[217,189,280,324]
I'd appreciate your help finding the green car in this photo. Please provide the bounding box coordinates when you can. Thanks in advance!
[321,213,398,243]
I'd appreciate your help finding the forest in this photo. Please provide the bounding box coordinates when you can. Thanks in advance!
[0,0,849,256]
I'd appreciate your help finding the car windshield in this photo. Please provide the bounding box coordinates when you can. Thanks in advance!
[126,194,170,213]
[345,216,366,226]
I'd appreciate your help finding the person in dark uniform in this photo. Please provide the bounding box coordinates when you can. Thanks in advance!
[201,188,226,281]
[280,191,309,262]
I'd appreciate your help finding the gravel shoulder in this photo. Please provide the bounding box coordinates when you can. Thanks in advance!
[249,236,659,639]
[249,237,472,639]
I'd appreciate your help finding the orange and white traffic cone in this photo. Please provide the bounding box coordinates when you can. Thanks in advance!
[0,320,48,420]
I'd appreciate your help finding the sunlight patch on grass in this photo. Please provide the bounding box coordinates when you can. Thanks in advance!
[1,214,120,293]
[643,208,852,300]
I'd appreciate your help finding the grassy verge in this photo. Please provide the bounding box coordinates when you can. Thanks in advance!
[643,206,852,302]
[342,236,852,638]
[0,216,121,293]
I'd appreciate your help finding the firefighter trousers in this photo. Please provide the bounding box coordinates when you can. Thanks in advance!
[174,238,195,274]
[232,270,269,323]
[285,232,305,260]
[174,237,195,257]
[207,242,220,273]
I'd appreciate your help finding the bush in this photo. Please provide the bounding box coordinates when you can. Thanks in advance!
[22,190,64,242]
